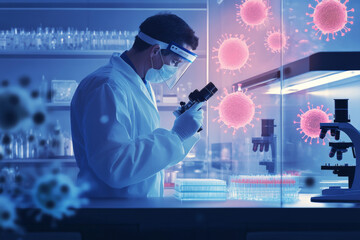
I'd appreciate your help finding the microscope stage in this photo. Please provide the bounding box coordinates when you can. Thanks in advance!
[311,189,360,203]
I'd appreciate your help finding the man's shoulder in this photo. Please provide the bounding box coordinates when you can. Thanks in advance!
[78,64,129,97]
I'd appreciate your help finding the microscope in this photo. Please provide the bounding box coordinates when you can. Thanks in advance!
[252,119,277,174]
[173,82,218,132]
[311,99,360,203]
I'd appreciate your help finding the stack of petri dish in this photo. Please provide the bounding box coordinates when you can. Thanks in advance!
[174,178,227,201]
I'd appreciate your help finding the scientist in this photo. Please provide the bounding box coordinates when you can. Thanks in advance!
[71,13,203,198]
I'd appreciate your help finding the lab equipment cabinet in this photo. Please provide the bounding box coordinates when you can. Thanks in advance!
[2,0,360,211]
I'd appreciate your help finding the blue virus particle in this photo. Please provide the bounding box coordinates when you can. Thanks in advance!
[0,83,47,133]
[32,171,89,220]
[0,167,26,201]
[0,195,19,231]
[0,167,16,194]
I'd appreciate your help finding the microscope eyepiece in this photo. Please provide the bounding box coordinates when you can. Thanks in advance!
[335,130,340,140]
[336,151,343,161]
[320,129,327,139]
[330,129,336,137]
[329,147,336,158]
[253,143,258,152]
[259,143,264,152]
[264,143,270,152]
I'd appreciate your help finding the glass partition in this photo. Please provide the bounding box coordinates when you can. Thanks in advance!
[282,0,360,206]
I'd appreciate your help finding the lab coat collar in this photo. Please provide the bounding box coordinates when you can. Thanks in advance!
[110,53,158,109]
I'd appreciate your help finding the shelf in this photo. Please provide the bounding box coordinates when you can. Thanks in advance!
[0,157,77,167]
[47,102,180,111]
[47,102,71,111]
[47,102,207,111]
[233,52,360,92]
[0,50,122,59]
[0,2,207,11]
[0,50,206,59]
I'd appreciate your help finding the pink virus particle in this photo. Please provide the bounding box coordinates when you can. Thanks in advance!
[265,28,289,53]
[211,84,261,135]
[306,0,355,41]
[294,102,332,145]
[236,0,272,30]
[212,34,254,75]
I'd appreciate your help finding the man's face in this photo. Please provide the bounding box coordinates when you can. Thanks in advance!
[151,44,191,69]
[151,50,182,70]
[162,51,183,67]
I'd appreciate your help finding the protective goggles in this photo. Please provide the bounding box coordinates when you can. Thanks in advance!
[138,31,198,89]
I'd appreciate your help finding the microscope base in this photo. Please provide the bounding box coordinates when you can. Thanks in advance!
[311,188,360,203]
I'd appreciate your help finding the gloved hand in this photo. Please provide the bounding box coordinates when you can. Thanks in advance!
[171,102,204,142]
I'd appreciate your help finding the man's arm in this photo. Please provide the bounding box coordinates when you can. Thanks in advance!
[83,83,187,189]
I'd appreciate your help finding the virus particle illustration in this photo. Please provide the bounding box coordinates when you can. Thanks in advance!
[0,167,19,195]
[212,34,254,75]
[0,195,19,231]
[306,0,355,41]
[236,0,272,30]
[212,84,261,135]
[0,78,47,133]
[294,102,332,145]
[265,28,289,53]
[32,171,89,220]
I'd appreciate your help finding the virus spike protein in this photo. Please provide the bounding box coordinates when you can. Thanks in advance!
[294,102,332,145]
[212,34,254,76]
[306,0,355,41]
[236,0,272,30]
[212,84,261,135]
[265,28,289,53]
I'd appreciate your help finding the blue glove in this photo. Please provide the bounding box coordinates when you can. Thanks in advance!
[171,102,204,142]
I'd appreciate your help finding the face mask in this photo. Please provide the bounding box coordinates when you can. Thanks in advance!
[145,52,178,83]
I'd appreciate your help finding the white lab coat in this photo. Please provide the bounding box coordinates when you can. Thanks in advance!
[71,53,199,198]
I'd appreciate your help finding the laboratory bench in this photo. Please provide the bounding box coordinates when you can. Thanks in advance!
[9,191,360,240]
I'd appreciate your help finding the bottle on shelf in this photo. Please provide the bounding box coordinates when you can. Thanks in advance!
[30,30,37,50]
[13,133,24,159]
[37,131,49,159]
[0,30,6,50]
[35,26,43,50]
[50,27,57,50]
[73,29,80,50]
[66,27,74,50]
[27,129,37,159]
[57,29,65,50]
[13,28,20,50]
[63,131,74,157]
[5,30,12,50]
[49,120,65,157]
[0,26,139,52]
[90,30,98,50]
